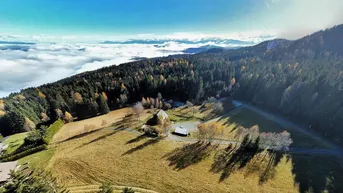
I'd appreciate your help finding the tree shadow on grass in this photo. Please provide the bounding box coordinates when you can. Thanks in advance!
[258,152,283,184]
[242,150,284,185]
[126,134,148,144]
[73,127,126,150]
[210,135,261,182]
[163,141,218,170]
[290,154,343,193]
[122,136,165,155]
[82,128,125,146]
[111,113,138,130]
[57,129,100,144]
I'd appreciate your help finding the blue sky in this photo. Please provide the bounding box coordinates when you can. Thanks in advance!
[0,0,261,35]
[0,0,342,39]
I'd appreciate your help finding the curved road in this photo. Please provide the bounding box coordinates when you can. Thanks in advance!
[235,100,343,157]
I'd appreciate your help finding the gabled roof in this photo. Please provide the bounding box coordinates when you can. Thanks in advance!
[157,110,168,120]
[174,126,188,136]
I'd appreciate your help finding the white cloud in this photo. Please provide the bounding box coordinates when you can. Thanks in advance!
[0,32,275,97]
[0,42,190,97]
[263,0,343,39]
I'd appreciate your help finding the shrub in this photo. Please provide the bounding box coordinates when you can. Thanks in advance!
[122,187,135,193]
[101,120,108,126]
[99,182,113,193]
[0,145,47,162]
[24,130,44,146]
[1,168,68,193]
[43,119,64,144]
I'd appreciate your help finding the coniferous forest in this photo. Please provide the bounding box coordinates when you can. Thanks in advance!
[1,25,343,147]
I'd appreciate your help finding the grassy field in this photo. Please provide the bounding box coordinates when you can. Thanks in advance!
[18,148,55,169]
[52,108,132,143]
[45,128,343,193]
[166,105,214,122]
[3,132,29,154]
[203,108,330,149]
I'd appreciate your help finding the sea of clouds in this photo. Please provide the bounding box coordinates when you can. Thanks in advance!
[0,33,274,97]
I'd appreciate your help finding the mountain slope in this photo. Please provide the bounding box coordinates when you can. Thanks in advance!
[1,24,343,148]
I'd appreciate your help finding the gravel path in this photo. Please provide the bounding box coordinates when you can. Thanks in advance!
[111,102,343,157]
[235,100,343,157]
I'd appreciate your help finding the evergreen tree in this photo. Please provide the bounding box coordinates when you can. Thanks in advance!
[97,95,110,114]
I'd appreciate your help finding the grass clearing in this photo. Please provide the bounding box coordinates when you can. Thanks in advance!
[47,128,343,193]
[18,148,55,169]
[43,119,64,144]
[3,132,29,154]
[208,108,330,149]
[52,108,132,143]
[166,105,213,122]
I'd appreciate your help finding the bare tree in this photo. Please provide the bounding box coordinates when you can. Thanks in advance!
[259,131,293,151]
[213,102,224,115]
[234,125,259,141]
[197,123,223,144]
[132,102,144,122]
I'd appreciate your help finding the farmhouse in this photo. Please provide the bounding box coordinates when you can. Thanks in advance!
[0,161,18,184]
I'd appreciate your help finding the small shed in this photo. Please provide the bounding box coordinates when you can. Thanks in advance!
[174,126,189,136]
[0,161,18,183]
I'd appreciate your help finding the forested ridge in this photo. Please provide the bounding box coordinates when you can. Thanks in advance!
[1,24,343,147]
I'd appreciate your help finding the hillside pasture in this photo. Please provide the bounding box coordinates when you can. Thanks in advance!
[47,128,343,193]
[3,132,29,154]
[52,108,132,143]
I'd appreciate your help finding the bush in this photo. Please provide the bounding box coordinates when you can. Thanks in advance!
[143,126,161,137]
[1,169,67,193]
[122,187,135,193]
[99,182,113,193]
[24,130,44,146]
[43,119,64,144]
[0,145,47,162]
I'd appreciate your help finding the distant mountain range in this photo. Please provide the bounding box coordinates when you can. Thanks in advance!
[0,40,35,45]
[101,38,256,45]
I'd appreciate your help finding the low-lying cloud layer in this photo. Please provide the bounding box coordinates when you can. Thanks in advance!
[0,35,273,97]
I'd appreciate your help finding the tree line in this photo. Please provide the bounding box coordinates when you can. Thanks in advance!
[1,24,343,147]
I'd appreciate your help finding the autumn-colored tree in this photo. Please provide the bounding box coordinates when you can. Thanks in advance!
[23,117,36,131]
[197,122,224,143]
[155,98,160,109]
[102,92,108,101]
[55,109,63,119]
[40,112,50,122]
[141,97,147,108]
[146,97,151,107]
[150,98,155,109]
[38,91,46,99]
[64,111,73,123]
[0,100,5,111]
[74,92,83,103]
